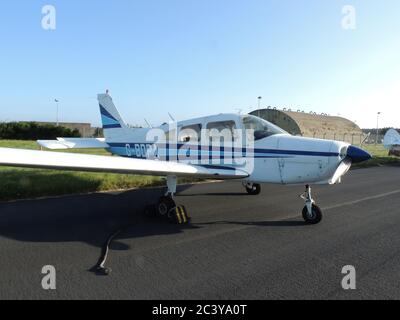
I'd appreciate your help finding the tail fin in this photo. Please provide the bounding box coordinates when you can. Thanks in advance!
[97,93,128,139]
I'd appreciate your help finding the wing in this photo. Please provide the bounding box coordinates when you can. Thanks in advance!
[0,148,249,179]
[37,138,109,150]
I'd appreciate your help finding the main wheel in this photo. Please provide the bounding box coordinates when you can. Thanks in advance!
[302,204,322,225]
[246,183,261,195]
[157,196,176,217]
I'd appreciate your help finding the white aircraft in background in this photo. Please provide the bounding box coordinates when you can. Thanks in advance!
[383,129,400,155]
[0,92,372,224]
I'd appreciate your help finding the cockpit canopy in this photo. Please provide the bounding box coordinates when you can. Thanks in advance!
[242,115,288,141]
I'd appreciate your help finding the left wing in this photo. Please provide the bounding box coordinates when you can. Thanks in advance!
[0,148,249,179]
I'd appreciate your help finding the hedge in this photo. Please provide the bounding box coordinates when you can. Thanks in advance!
[0,122,81,140]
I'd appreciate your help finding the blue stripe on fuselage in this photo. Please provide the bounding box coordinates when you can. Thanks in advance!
[103,124,122,129]
[107,142,339,158]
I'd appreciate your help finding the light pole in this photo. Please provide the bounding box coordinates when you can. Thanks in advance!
[257,96,262,118]
[55,99,60,126]
[376,112,381,145]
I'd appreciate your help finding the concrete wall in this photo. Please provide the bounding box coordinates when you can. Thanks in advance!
[35,122,99,138]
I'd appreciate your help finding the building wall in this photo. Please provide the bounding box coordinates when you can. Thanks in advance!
[35,122,98,137]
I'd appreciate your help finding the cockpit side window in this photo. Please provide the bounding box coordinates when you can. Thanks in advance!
[206,121,237,141]
[242,115,287,141]
[206,120,236,132]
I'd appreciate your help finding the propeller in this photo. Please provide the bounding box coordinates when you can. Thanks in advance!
[330,146,371,184]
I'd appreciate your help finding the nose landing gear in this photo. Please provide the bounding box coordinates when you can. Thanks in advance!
[300,185,322,224]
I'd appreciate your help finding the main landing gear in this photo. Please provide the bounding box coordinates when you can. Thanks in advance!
[145,175,191,225]
[244,183,261,195]
[300,185,322,225]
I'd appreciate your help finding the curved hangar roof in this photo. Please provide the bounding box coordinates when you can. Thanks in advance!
[250,109,362,138]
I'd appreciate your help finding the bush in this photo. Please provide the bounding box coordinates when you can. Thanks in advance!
[0,122,81,140]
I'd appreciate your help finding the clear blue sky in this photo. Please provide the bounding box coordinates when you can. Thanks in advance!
[0,0,399,128]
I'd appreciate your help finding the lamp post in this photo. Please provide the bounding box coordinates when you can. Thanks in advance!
[257,96,262,118]
[55,99,60,126]
[376,112,381,145]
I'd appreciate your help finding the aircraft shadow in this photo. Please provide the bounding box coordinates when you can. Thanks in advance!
[178,192,249,197]
[197,220,307,227]
[0,185,195,249]
[0,184,305,251]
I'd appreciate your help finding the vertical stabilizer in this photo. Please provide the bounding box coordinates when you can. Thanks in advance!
[97,93,128,139]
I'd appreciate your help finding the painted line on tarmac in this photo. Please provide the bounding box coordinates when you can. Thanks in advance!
[323,189,400,211]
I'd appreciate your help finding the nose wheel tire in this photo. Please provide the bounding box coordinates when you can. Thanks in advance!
[302,204,322,225]
[246,183,261,195]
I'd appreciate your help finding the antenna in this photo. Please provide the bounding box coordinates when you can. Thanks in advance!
[144,119,153,128]
[168,112,176,122]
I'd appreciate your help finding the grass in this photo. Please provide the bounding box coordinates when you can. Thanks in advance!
[0,140,165,201]
[353,144,400,169]
[0,140,110,155]
[0,140,398,201]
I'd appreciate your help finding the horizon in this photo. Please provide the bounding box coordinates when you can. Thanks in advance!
[2,110,400,131]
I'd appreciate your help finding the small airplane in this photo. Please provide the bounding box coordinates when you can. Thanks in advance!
[0,92,372,224]
[383,129,400,156]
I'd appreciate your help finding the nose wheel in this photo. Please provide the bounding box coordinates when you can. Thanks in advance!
[300,185,322,224]
[302,204,322,224]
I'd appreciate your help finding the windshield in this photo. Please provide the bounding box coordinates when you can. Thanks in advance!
[242,115,288,141]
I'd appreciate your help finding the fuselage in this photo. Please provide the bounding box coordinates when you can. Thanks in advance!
[104,113,369,185]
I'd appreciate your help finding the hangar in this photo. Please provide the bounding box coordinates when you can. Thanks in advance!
[250,108,364,144]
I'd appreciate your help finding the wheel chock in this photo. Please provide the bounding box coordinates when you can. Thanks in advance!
[169,205,191,225]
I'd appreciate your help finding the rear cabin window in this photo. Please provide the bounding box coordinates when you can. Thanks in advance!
[179,124,202,143]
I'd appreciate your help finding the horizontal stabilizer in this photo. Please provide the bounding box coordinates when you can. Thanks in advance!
[37,138,109,150]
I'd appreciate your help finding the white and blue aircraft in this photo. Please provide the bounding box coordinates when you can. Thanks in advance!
[0,92,371,224]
